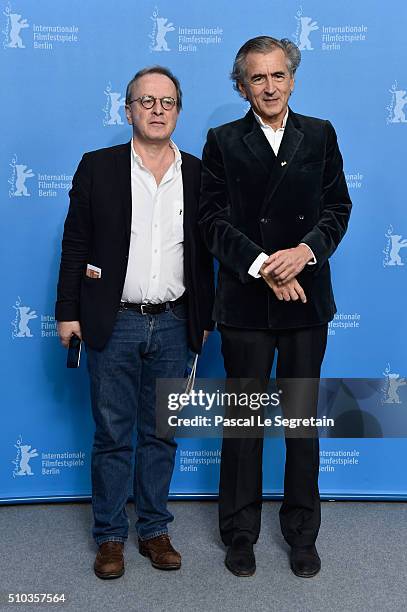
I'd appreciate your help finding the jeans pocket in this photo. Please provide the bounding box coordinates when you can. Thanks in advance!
[169,303,187,321]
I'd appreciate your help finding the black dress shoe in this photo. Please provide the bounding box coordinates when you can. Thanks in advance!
[225,535,256,577]
[290,544,321,578]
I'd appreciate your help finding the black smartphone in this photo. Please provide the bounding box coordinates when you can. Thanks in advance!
[67,334,82,368]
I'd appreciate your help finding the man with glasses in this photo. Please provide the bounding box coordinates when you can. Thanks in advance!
[56,66,214,579]
[199,36,351,577]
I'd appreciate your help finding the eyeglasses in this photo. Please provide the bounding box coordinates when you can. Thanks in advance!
[247,73,289,86]
[128,95,177,111]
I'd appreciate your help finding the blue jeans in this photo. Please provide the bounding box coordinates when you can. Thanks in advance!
[86,302,189,545]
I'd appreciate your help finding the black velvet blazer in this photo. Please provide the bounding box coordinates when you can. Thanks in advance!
[199,108,352,330]
[55,142,214,353]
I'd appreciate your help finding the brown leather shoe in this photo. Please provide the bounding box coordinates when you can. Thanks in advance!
[139,535,181,570]
[94,541,125,579]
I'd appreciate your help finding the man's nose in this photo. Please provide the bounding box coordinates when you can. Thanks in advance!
[263,76,277,93]
[151,100,164,114]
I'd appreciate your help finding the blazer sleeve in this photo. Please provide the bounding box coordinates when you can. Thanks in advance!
[199,128,264,284]
[190,156,215,332]
[55,153,93,321]
[197,238,215,332]
[300,121,352,272]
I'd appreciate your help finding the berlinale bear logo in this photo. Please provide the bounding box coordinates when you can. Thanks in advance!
[9,155,35,197]
[294,7,319,51]
[3,3,29,49]
[382,364,406,404]
[149,8,175,52]
[11,297,38,339]
[387,82,407,124]
[12,436,39,477]
[383,225,407,267]
[103,83,125,126]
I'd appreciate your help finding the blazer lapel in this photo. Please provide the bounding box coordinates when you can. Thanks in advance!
[259,109,304,215]
[115,142,132,244]
[242,111,276,175]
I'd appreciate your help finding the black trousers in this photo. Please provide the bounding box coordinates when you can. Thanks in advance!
[218,323,328,548]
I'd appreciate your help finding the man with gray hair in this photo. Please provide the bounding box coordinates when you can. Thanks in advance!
[56,66,214,578]
[199,36,351,577]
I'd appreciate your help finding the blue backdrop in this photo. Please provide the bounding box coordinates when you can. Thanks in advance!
[1,0,406,502]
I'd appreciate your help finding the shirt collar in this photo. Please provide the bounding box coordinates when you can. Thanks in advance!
[131,139,182,171]
[253,108,289,132]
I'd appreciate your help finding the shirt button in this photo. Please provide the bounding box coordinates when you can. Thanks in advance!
[153,275,157,279]
[154,249,158,253]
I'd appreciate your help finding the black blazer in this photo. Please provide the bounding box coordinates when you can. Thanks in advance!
[55,142,214,353]
[199,108,352,330]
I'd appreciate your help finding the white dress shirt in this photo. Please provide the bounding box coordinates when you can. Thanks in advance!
[121,140,185,303]
[248,109,316,278]
[254,108,288,155]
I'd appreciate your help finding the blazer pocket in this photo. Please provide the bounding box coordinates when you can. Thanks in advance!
[300,160,324,172]
[82,275,103,284]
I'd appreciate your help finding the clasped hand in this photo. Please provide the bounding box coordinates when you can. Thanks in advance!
[261,244,311,285]
[260,264,307,303]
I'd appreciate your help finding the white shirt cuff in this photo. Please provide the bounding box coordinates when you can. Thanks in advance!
[299,243,317,265]
[248,252,269,278]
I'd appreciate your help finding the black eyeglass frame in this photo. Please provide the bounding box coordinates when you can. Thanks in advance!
[127,95,177,110]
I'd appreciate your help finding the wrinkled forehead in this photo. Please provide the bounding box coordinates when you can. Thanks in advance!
[244,49,289,76]
[131,73,177,99]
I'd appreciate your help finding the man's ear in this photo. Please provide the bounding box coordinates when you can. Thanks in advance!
[238,81,247,99]
[125,105,132,125]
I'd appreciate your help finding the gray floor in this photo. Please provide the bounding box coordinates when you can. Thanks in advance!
[0,501,406,612]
